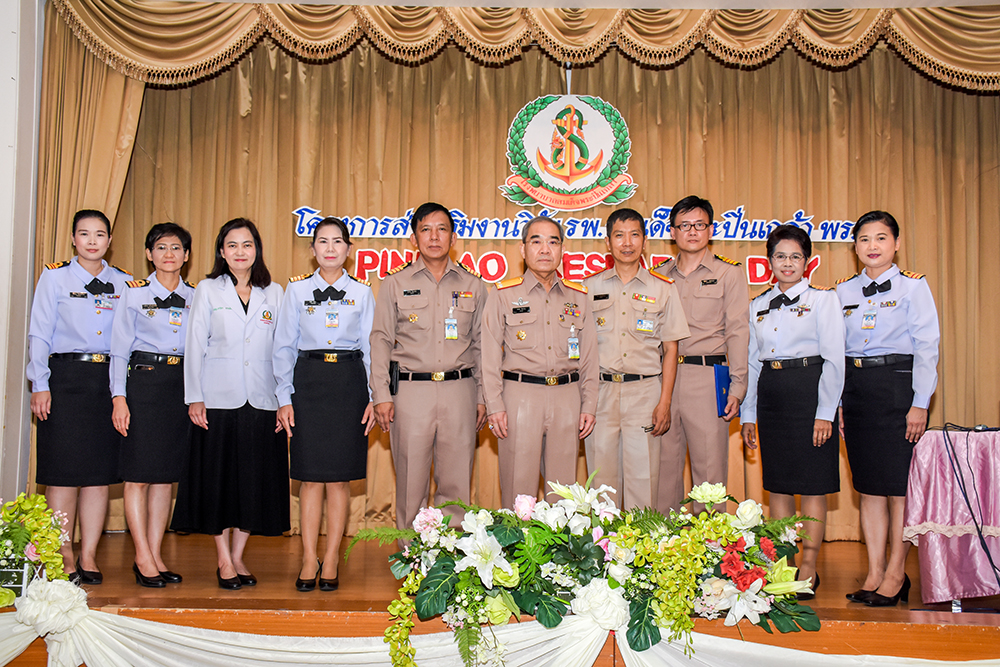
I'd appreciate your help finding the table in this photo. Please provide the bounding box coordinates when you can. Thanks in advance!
[903,429,1000,604]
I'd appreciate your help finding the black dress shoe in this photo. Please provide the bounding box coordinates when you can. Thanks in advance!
[846,588,875,603]
[217,568,242,590]
[237,572,257,586]
[158,570,183,584]
[866,574,910,607]
[296,560,320,592]
[133,563,166,588]
[76,557,103,585]
[797,573,820,601]
[319,575,339,592]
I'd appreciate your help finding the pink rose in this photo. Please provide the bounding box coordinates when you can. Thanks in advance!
[513,495,536,520]
[24,542,39,562]
[412,507,444,534]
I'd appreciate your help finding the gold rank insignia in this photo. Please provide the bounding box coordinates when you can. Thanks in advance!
[516,330,526,340]
[306,306,316,315]
[597,317,606,326]
[714,254,742,266]
[289,272,314,283]
[836,272,859,285]
[409,313,418,323]
[348,273,372,286]
[146,309,156,318]
[901,270,926,280]
[44,260,70,270]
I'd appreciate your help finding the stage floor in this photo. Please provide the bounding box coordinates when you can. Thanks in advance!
[10,533,1000,664]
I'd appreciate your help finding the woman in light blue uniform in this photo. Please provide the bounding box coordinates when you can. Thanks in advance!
[27,209,131,585]
[110,222,195,587]
[274,217,375,592]
[741,225,845,598]
[836,210,939,607]
[171,218,289,590]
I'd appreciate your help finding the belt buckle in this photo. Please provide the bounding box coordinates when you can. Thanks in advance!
[611,373,624,383]
[91,353,106,363]
[770,360,782,370]
[324,353,338,363]
[167,356,181,365]
[677,356,685,364]
[854,358,863,368]
[432,371,445,382]
[545,376,558,386]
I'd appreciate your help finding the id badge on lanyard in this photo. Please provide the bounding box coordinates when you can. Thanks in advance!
[861,309,877,330]
[445,294,458,340]
[95,297,113,310]
[568,324,580,360]
[326,306,339,328]
[168,308,183,326]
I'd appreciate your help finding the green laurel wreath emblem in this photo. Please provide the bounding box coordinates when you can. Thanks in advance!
[499,95,637,207]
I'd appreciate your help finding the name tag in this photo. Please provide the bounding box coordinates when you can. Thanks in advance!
[594,294,610,301]
[403,289,421,296]
[70,292,88,299]
[701,279,718,286]
[512,306,530,314]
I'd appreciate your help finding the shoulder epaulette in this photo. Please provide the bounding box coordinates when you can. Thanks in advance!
[836,272,859,285]
[561,278,588,294]
[651,257,674,270]
[183,279,197,289]
[126,279,149,288]
[44,260,70,270]
[810,284,835,291]
[751,288,771,302]
[111,265,132,276]
[649,267,674,284]
[715,254,741,267]
[458,262,481,279]
[901,270,926,280]
[387,261,411,276]
[289,272,314,283]
[582,267,609,281]
[496,276,523,290]
[348,273,371,287]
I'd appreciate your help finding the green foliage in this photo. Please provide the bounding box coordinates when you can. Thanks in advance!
[613,507,675,535]
[551,533,605,585]
[534,593,569,628]
[626,597,662,652]
[489,524,523,548]
[454,624,481,667]
[513,524,566,583]
[414,558,458,620]
[384,571,421,667]
[345,527,417,560]
[768,599,821,632]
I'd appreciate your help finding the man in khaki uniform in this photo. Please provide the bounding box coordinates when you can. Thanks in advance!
[482,216,599,508]
[656,196,750,512]
[584,208,690,510]
[370,202,487,530]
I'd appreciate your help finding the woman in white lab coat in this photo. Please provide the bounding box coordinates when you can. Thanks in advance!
[171,218,289,589]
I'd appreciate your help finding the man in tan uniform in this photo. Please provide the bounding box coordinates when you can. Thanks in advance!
[482,216,599,508]
[370,202,487,530]
[656,195,750,512]
[584,208,690,510]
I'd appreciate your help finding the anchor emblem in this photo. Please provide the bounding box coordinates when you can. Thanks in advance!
[536,104,604,185]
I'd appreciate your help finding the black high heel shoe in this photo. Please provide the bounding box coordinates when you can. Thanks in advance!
[866,574,910,607]
[296,560,320,592]
[217,568,242,590]
[76,557,103,585]
[158,570,183,584]
[797,573,820,601]
[846,588,875,603]
[237,572,257,586]
[133,563,166,588]
[319,562,339,592]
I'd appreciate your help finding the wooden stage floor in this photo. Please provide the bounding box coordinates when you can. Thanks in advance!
[9,533,1000,664]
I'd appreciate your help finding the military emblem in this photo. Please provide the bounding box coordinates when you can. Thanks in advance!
[597,317,606,327]
[500,95,636,212]
[516,331,526,341]
[409,314,419,323]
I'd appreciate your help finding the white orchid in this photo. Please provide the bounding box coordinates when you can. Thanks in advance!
[723,578,771,626]
[779,525,800,544]
[454,525,512,589]
[461,508,494,533]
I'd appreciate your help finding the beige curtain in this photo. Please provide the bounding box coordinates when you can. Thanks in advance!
[35,3,1000,537]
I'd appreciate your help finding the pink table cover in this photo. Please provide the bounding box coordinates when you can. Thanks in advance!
[903,429,1000,604]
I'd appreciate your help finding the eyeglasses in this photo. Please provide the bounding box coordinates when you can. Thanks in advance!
[673,222,710,232]
[771,253,805,263]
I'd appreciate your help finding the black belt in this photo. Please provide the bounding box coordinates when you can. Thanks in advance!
[399,368,473,382]
[678,355,728,366]
[299,349,363,363]
[601,373,661,383]
[847,354,913,368]
[502,371,579,386]
[131,351,183,366]
[50,352,109,364]
[763,355,824,370]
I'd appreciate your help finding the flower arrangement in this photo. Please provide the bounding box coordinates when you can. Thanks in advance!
[348,479,819,667]
[0,493,69,607]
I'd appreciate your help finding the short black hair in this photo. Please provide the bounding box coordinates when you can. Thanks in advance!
[669,196,714,228]
[72,209,111,235]
[606,208,645,237]
[853,210,900,240]
[145,222,192,252]
[521,216,564,243]
[766,224,811,258]
[312,217,352,246]
[207,217,272,289]
[411,202,454,234]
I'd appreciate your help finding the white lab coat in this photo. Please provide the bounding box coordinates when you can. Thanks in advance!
[184,275,284,410]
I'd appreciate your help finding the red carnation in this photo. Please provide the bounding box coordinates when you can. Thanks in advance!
[724,536,747,553]
[759,536,777,560]
[733,566,768,592]
[721,551,744,578]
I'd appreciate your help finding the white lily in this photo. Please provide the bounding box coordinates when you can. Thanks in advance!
[454,525,512,589]
[548,481,617,516]
[723,578,771,626]
[461,508,494,533]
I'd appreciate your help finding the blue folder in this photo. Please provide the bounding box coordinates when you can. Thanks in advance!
[714,364,731,418]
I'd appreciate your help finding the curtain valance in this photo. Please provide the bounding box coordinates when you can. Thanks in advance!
[53,1,1000,91]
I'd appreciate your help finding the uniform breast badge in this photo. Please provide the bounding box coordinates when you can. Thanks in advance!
[597,317,606,326]
[409,314,419,323]
[516,331,526,340]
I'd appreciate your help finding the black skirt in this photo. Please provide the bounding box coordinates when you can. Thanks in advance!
[756,363,840,495]
[36,357,120,487]
[289,354,368,483]
[119,356,190,484]
[842,358,915,496]
[170,403,290,536]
